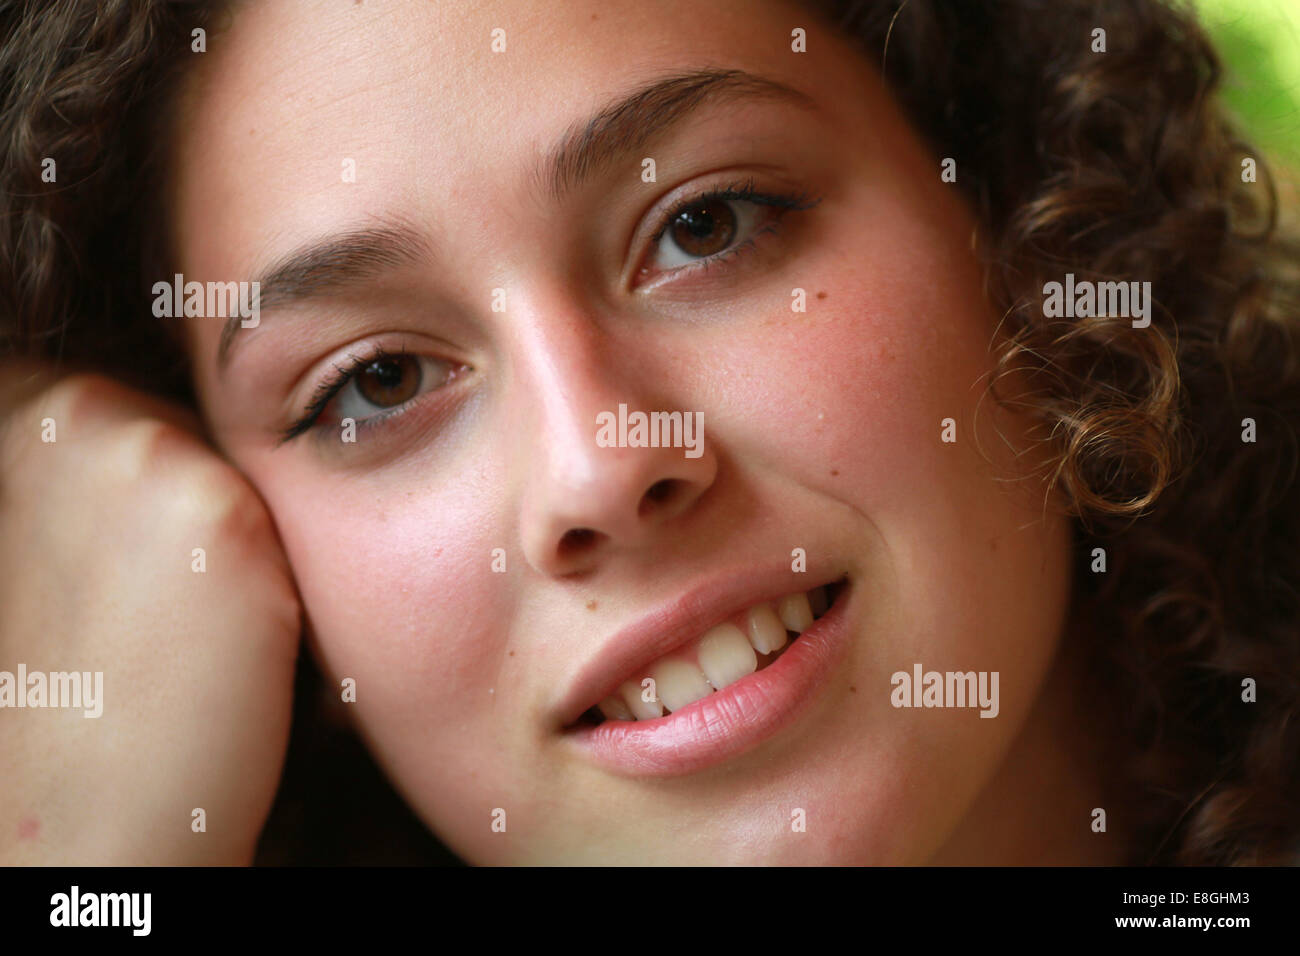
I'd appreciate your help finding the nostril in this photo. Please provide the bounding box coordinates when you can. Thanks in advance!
[639,478,679,516]
[558,527,602,558]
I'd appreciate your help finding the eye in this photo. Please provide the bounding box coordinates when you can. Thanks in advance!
[280,347,468,444]
[639,181,822,281]
[651,197,764,271]
[331,353,456,422]
[659,198,743,260]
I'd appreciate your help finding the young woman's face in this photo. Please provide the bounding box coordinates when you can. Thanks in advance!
[173,0,1075,863]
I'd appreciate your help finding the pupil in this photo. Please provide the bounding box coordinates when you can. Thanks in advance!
[670,199,736,257]
[369,360,403,389]
[683,208,715,237]
[357,355,420,407]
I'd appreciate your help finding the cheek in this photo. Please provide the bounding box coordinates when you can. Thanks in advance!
[246,457,562,859]
[811,204,1069,656]
[713,180,998,516]
[674,169,1068,685]
[239,455,527,766]
[710,191,1072,857]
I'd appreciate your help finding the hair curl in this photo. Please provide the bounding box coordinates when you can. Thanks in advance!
[2,0,1297,864]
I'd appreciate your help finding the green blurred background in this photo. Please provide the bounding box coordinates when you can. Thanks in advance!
[1192,0,1300,166]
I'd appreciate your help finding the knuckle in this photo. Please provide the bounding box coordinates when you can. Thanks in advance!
[198,469,270,536]
[108,418,198,479]
[1,373,112,460]
[43,373,137,427]
[174,460,272,547]
[24,374,199,444]
[100,422,266,539]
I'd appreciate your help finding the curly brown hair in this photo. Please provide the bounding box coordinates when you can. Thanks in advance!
[2,0,1297,864]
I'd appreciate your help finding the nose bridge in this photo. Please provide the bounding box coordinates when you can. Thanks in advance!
[518,309,621,473]
[507,294,717,577]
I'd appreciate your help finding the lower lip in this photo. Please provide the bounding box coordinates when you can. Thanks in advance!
[563,583,854,776]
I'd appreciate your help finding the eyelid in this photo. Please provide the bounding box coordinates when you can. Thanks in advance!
[280,342,391,444]
[277,340,468,445]
[629,175,822,289]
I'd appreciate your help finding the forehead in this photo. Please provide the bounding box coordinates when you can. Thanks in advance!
[168,0,870,276]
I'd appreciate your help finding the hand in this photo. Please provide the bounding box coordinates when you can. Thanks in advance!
[0,369,301,864]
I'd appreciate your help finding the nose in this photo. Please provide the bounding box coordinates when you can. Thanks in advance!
[512,314,718,578]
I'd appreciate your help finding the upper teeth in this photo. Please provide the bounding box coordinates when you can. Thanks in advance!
[594,586,829,722]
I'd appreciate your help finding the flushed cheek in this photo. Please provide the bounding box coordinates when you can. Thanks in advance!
[708,261,981,511]
[245,463,538,760]
[699,227,1068,856]
[790,252,1068,659]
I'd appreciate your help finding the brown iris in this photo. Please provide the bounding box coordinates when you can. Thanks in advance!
[668,199,737,258]
[355,354,422,408]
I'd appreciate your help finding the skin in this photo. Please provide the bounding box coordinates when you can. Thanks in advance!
[169,0,1121,863]
[0,368,299,864]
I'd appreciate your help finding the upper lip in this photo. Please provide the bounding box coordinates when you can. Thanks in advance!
[556,561,848,728]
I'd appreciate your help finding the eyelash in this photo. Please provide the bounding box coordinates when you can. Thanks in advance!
[644,177,822,278]
[281,179,822,443]
[279,343,410,444]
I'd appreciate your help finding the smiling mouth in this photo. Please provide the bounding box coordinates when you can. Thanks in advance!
[570,578,848,728]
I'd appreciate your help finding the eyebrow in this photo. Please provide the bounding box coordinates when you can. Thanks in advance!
[537,67,817,202]
[217,222,428,368]
[218,67,816,370]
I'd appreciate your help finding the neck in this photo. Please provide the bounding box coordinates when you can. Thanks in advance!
[928,618,1130,865]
